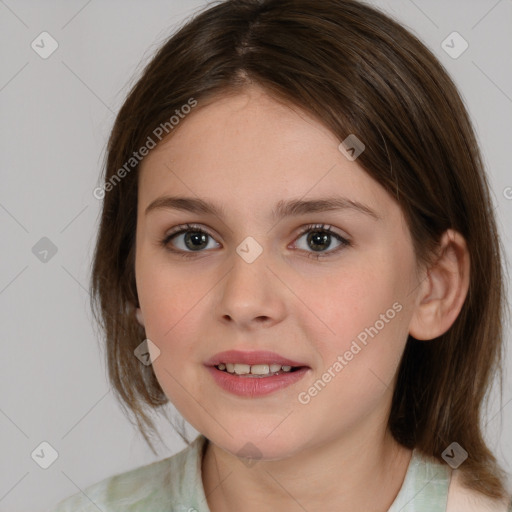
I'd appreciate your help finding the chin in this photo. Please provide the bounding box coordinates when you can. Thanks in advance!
[205,425,308,462]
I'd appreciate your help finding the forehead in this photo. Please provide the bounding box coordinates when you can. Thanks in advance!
[137,85,395,222]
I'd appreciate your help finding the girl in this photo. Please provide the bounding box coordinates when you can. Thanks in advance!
[53,0,511,510]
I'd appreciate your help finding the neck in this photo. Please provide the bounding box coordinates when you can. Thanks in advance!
[201,425,412,511]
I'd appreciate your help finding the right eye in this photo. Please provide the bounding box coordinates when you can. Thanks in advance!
[160,223,221,257]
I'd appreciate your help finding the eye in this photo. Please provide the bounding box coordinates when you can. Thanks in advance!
[160,223,220,257]
[160,223,351,259]
[292,223,351,259]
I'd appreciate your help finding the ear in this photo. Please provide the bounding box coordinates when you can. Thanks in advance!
[135,307,145,327]
[408,229,470,340]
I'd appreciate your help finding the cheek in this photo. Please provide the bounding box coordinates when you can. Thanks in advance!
[137,259,205,409]
[135,246,219,389]
[138,273,204,352]
[305,253,413,396]
[305,259,406,348]
[297,283,409,430]
[136,243,200,331]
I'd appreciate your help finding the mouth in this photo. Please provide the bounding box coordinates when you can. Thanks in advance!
[205,350,310,397]
[214,362,305,378]
[205,350,309,376]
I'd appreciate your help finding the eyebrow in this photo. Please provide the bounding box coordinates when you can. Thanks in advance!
[145,195,380,221]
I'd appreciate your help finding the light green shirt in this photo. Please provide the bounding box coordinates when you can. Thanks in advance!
[51,434,512,511]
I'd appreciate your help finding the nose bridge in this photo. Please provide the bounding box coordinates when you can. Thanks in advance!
[217,235,285,325]
[227,235,270,297]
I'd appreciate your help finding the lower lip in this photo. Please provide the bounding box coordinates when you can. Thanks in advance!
[206,366,309,397]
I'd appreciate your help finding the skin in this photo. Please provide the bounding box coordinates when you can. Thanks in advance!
[134,84,470,511]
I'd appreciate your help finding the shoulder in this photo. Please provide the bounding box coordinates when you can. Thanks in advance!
[447,468,512,512]
[388,448,511,512]
[50,435,207,512]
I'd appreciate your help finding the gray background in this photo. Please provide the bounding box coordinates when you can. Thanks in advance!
[0,1,511,510]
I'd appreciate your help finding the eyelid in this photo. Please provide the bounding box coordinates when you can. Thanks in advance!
[292,223,349,243]
[163,223,349,241]
[164,222,216,239]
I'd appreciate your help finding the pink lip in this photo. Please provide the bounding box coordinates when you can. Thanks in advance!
[204,350,308,367]
[206,366,310,397]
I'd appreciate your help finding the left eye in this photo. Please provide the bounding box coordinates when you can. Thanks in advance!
[160,223,350,259]
[292,224,350,258]
[298,224,349,257]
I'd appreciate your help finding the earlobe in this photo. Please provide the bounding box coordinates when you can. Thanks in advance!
[408,229,470,341]
[135,308,145,327]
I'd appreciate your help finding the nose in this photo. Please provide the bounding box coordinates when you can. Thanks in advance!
[216,244,287,329]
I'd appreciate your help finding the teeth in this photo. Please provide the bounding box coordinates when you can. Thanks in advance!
[233,364,250,375]
[217,363,298,376]
[251,364,270,375]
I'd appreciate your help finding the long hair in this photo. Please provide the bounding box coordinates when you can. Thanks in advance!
[90,0,509,499]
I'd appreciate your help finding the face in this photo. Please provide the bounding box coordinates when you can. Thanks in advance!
[135,85,421,460]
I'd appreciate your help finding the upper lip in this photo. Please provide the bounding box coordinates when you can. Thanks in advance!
[205,350,308,367]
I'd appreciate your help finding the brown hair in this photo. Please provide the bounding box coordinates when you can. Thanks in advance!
[90,0,510,500]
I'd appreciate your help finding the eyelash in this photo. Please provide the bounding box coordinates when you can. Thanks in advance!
[159,223,351,260]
